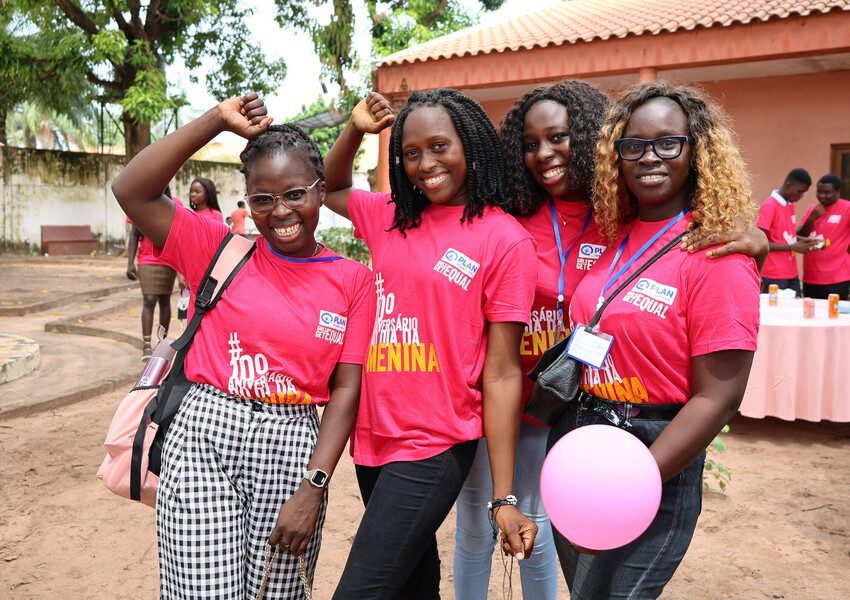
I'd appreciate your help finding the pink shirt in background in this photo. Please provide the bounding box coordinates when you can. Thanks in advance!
[154,206,372,406]
[802,199,850,285]
[569,214,760,405]
[231,208,250,234]
[130,196,184,266]
[348,190,538,466]
[194,207,224,223]
[757,191,799,279]
[516,198,606,424]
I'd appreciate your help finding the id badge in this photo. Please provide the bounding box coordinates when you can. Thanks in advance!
[565,324,614,369]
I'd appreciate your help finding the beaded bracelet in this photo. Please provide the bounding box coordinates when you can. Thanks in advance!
[487,495,518,541]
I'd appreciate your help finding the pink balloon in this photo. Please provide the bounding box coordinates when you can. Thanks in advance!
[541,424,662,551]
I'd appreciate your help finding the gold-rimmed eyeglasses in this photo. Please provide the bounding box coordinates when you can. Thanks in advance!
[245,178,321,214]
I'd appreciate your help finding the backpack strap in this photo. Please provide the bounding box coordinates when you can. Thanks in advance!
[130,233,255,501]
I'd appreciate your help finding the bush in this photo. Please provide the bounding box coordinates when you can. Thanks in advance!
[316,226,370,265]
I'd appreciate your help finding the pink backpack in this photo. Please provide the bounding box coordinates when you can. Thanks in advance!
[97,233,255,506]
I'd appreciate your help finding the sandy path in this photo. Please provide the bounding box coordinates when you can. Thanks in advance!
[1,391,848,599]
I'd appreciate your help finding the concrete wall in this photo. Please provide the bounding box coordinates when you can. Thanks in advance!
[0,146,360,250]
[0,147,245,249]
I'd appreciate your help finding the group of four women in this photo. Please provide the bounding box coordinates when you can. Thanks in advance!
[112,77,764,599]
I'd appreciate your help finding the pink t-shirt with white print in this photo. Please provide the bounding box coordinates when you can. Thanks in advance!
[515,198,606,425]
[569,214,760,405]
[802,199,850,285]
[757,191,799,279]
[348,190,537,466]
[154,204,372,406]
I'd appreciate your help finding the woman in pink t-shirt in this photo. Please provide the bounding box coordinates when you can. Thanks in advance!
[314,89,539,598]
[188,177,225,223]
[112,94,372,599]
[550,82,760,598]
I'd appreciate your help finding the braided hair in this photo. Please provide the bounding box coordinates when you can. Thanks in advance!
[239,123,325,182]
[500,80,610,217]
[388,88,507,235]
[190,177,222,212]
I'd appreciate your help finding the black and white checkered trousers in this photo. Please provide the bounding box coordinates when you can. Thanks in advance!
[156,383,326,599]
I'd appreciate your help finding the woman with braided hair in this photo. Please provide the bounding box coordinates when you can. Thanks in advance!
[313,88,539,598]
[111,93,372,599]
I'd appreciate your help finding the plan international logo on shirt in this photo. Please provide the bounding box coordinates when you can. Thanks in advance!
[434,248,480,291]
[576,243,606,271]
[828,214,842,224]
[621,278,678,319]
[315,310,347,345]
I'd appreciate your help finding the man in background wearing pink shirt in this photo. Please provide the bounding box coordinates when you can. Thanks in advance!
[798,174,850,299]
[756,168,817,296]
[230,200,250,235]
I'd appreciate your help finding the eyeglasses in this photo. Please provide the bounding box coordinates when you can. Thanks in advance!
[245,179,321,214]
[614,136,691,161]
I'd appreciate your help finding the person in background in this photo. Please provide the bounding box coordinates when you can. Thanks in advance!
[798,174,850,299]
[756,168,817,296]
[126,185,183,359]
[231,200,251,234]
[189,176,225,222]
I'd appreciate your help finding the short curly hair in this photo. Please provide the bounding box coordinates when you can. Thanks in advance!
[238,123,324,183]
[388,88,508,235]
[594,82,754,243]
[500,80,611,216]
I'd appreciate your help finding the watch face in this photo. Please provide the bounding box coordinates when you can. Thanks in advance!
[311,470,329,487]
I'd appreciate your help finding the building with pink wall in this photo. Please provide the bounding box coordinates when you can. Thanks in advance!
[370,0,850,224]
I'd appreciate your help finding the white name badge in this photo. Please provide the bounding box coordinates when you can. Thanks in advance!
[565,325,614,369]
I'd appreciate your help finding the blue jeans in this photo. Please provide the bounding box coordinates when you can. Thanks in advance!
[547,402,705,599]
[333,440,478,600]
[453,420,559,600]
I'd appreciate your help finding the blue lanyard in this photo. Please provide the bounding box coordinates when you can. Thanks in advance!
[550,199,593,325]
[599,210,688,304]
[269,244,343,263]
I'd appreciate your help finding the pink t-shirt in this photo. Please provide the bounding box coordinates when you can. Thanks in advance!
[757,192,799,279]
[195,207,224,223]
[231,207,250,235]
[569,214,760,405]
[154,205,372,406]
[132,197,184,266]
[348,190,537,466]
[802,199,850,285]
[516,198,606,424]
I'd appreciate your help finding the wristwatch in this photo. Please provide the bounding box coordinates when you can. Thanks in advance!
[304,468,330,489]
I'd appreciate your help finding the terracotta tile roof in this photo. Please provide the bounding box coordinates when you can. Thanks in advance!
[381,0,850,65]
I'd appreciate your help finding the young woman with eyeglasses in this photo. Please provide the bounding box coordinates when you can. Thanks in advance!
[547,81,760,598]
[111,94,372,599]
[310,88,539,599]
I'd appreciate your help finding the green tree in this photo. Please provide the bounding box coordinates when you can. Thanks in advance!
[4,1,287,158]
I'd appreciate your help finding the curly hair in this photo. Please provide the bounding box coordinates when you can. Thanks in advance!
[593,82,753,243]
[189,177,221,212]
[239,123,324,182]
[500,80,611,216]
[388,88,507,235]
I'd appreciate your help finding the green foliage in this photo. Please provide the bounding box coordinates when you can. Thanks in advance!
[316,226,371,265]
[4,0,288,155]
[370,0,477,58]
[704,424,732,492]
[290,97,344,157]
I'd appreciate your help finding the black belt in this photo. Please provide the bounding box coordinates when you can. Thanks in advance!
[576,391,682,427]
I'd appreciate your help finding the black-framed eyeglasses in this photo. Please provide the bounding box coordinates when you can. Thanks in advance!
[245,178,321,214]
[614,136,691,161]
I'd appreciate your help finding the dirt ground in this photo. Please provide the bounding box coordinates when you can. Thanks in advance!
[1,391,848,599]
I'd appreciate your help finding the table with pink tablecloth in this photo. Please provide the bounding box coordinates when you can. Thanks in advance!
[739,296,850,422]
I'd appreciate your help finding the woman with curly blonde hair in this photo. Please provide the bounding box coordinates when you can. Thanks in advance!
[547,81,762,598]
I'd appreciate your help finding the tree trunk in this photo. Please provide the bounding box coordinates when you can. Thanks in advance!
[122,112,151,159]
[0,110,6,146]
